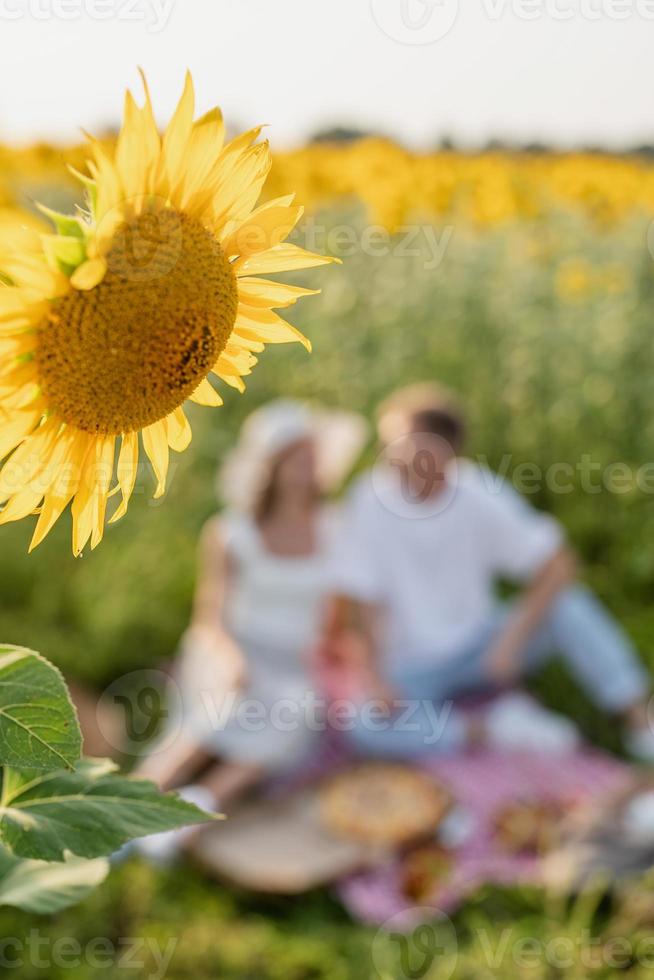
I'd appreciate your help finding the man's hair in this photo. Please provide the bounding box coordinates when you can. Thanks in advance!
[376,382,466,453]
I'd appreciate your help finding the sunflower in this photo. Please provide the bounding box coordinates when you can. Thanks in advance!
[0,72,336,555]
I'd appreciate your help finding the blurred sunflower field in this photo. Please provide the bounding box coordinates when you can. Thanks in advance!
[2,137,654,977]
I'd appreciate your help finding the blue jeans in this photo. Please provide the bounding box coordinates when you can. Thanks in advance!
[347,585,649,759]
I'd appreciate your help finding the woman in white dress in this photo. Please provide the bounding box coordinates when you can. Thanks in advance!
[136,399,367,824]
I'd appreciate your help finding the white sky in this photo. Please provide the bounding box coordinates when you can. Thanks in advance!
[0,0,652,149]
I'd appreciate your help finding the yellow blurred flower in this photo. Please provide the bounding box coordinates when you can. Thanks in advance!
[555,257,594,301]
[1,138,653,231]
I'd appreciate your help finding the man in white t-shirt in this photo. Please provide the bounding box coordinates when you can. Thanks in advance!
[327,383,654,759]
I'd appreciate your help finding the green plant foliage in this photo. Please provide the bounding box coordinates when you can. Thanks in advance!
[1,205,653,971]
[0,759,216,862]
[0,849,108,914]
[0,646,81,771]
[1,207,652,711]
[3,863,654,979]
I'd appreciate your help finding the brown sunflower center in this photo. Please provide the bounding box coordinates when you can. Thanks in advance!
[36,210,238,435]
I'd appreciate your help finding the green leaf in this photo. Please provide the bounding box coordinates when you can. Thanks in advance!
[0,758,217,861]
[0,847,108,913]
[0,646,81,771]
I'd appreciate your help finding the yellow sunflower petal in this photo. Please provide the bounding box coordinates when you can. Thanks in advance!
[87,143,124,249]
[0,406,41,461]
[165,407,192,452]
[114,70,163,202]
[222,205,304,260]
[90,436,116,549]
[159,70,195,198]
[0,333,37,362]
[177,108,226,212]
[71,434,114,556]
[70,257,107,291]
[0,256,67,297]
[234,307,311,352]
[115,90,151,204]
[226,333,264,354]
[6,423,78,525]
[221,126,264,162]
[107,69,161,206]
[0,485,44,525]
[109,430,139,524]
[236,277,319,309]
[135,67,161,184]
[189,377,223,407]
[215,343,258,377]
[211,344,258,391]
[29,431,90,551]
[0,317,38,337]
[234,243,340,276]
[208,142,272,232]
[142,420,169,499]
[0,381,40,411]
[0,359,36,388]
[0,417,60,502]
[0,289,47,322]
[0,211,45,256]
[212,362,246,392]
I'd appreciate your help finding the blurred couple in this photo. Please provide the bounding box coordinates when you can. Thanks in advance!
[137,385,654,853]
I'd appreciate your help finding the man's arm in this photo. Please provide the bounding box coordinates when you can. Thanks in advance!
[486,545,578,682]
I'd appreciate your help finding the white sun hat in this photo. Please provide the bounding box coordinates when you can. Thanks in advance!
[218,399,369,512]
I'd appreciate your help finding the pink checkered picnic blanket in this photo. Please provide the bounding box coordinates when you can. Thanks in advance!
[337,748,631,924]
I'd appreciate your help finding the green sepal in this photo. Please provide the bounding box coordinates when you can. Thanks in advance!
[41,234,88,277]
[68,165,99,217]
[36,203,85,240]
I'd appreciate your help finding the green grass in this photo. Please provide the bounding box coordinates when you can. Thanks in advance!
[1,204,654,976]
[2,862,654,978]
